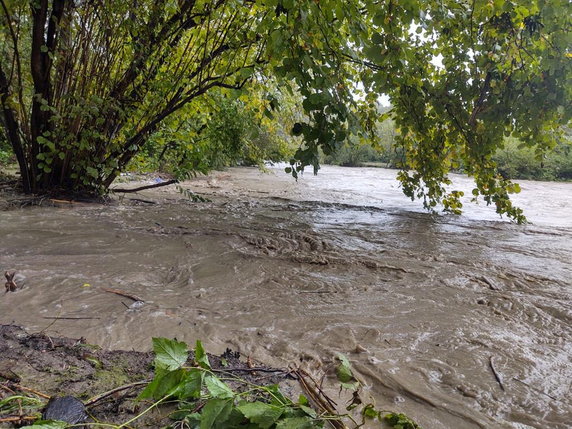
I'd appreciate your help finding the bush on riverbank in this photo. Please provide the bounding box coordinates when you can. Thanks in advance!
[322,121,572,182]
[493,138,572,181]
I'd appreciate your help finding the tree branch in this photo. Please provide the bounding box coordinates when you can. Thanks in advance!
[111,179,178,193]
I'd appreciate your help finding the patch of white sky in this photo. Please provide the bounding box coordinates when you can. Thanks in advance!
[353,19,444,106]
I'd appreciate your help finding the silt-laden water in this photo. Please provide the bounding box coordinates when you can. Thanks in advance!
[1,166,571,428]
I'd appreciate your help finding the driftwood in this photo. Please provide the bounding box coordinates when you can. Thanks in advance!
[42,316,100,320]
[0,416,36,424]
[513,377,558,401]
[4,271,17,292]
[112,179,178,193]
[3,383,51,399]
[85,381,150,407]
[489,356,505,391]
[102,287,144,303]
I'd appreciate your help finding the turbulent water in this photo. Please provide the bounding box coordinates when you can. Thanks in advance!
[1,166,571,428]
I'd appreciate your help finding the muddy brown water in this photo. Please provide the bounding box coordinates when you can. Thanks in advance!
[1,166,571,428]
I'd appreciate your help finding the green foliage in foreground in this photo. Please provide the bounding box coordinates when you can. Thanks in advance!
[11,338,422,429]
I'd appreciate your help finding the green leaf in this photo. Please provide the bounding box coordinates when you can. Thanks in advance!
[152,337,188,372]
[237,401,284,428]
[138,368,185,400]
[85,166,99,179]
[362,404,379,419]
[194,340,211,369]
[335,353,354,383]
[385,412,422,429]
[299,405,317,418]
[200,398,233,429]
[177,368,203,400]
[275,416,315,429]
[205,375,234,399]
[154,368,186,399]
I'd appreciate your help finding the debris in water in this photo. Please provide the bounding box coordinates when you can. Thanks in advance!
[4,271,17,292]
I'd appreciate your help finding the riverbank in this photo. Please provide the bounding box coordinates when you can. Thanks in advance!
[0,325,292,427]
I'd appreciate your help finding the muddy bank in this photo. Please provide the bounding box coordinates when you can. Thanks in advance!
[1,166,571,428]
[0,324,289,427]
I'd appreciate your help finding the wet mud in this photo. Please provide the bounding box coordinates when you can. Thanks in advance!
[1,166,571,428]
[0,324,288,427]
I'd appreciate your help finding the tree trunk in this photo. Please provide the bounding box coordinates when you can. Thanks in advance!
[0,66,31,193]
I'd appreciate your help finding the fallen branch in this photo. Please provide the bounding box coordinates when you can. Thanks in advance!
[298,368,338,409]
[102,288,144,303]
[293,369,347,429]
[480,276,501,291]
[49,198,73,205]
[513,377,558,401]
[8,383,51,399]
[489,356,505,391]
[213,367,294,376]
[85,380,150,407]
[42,316,100,320]
[112,179,178,193]
[0,416,36,424]
[128,198,158,205]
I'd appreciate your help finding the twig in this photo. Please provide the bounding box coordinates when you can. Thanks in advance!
[42,316,101,320]
[0,368,20,383]
[128,198,158,205]
[294,369,347,429]
[213,367,290,374]
[489,356,505,391]
[480,276,500,291]
[513,377,558,401]
[0,416,36,423]
[298,369,338,409]
[49,198,73,205]
[102,288,144,303]
[112,179,178,193]
[85,380,150,407]
[9,384,50,399]
[0,383,16,394]
[46,334,54,349]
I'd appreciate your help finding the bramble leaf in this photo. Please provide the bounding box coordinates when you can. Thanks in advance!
[200,398,233,429]
[205,375,234,399]
[194,340,211,369]
[237,401,284,428]
[152,337,188,372]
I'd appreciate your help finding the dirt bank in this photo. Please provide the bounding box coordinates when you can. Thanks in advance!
[0,325,289,427]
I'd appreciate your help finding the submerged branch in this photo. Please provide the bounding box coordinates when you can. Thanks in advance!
[111,179,178,193]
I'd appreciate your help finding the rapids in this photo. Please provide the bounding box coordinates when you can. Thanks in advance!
[1,166,571,428]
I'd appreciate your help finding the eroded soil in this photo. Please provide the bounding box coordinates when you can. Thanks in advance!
[0,324,290,427]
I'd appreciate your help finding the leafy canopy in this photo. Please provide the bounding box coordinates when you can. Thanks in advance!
[0,0,570,220]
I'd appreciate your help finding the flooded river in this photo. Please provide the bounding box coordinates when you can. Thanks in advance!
[1,166,571,428]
